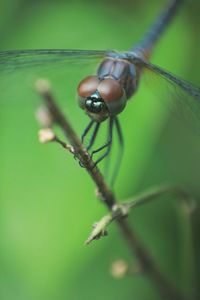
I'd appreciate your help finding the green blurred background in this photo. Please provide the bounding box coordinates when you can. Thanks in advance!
[0,0,200,299]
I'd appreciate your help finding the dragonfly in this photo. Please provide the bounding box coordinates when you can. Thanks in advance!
[1,0,200,185]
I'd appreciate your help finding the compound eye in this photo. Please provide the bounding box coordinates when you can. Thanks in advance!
[98,79,127,115]
[98,78,124,102]
[77,76,100,98]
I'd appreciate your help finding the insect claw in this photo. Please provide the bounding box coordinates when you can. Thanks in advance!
[73,154,85,168]
[79,160,85,168]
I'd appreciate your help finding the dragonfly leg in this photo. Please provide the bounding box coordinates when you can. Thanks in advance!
[75,119,96,166]
[81,119,95,144]
[91,139,111,158]
[86,122,100,151]
[110,116,124,187]
[92,117,114,167]
[77,121,100,168]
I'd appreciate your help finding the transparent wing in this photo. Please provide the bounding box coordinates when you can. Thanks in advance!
[0,49,113,109]
[133,55,200,135]
[0,49,112,73]
[0,49,110,138]
[138,58,200,100]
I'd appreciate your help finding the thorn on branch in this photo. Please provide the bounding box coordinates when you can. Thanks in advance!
[85,205,129,245]
[85,215,112,245]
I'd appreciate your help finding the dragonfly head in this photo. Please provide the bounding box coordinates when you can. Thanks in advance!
[77,75,127,122]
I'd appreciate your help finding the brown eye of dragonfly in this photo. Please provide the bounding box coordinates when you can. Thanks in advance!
[77,75,100,98]
[97,79,127,115]
[98,78,124,102]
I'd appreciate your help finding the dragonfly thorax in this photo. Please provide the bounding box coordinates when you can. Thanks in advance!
[77,75,127,122]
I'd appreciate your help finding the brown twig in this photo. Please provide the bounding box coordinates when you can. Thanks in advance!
[35,79,188,300]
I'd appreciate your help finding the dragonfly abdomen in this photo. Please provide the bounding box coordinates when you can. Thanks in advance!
[132,0,182,57]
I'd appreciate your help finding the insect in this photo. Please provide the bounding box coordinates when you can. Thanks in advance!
[0,0,200,185]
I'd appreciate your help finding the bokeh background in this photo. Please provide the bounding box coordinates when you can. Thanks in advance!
[0,0,200,299]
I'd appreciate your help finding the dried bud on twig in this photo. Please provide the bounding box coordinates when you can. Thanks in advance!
[36,105,54,128]
[110,260,129,279]
[111,259,141,279]
[35,79,51,95]
[38,128,56,143]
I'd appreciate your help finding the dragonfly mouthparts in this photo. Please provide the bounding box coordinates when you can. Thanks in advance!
[85,90,108,114]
